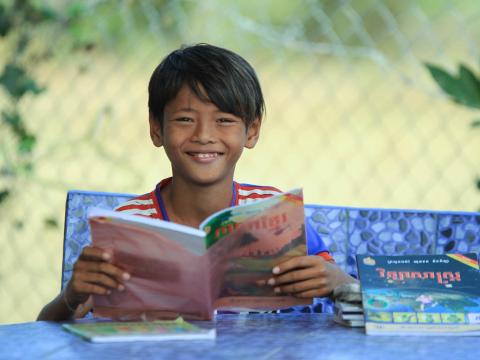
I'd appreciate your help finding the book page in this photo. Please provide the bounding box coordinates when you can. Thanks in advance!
[90,218,213,320]
[89,208,207,255]
[200,188,302,247]
[206,189,312,311]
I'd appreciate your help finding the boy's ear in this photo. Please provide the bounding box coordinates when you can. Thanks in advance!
[245,117,261,149]
[149,113,163,147]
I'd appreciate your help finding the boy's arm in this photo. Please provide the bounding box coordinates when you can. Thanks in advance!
[37,292,92,321]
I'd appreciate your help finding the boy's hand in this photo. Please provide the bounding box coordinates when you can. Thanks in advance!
[268,256,356,298]
[64,246,130,309]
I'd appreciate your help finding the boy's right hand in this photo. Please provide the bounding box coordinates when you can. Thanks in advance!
[64,246,130,309]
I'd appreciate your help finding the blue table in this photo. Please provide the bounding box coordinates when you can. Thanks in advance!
[0,314,478,360]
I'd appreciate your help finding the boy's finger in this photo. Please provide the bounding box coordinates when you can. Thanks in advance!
[77,282,113,296]
[294,288,331,298]
[272,256,319,275]
[273,278,323,295]
[269,267,321,286]
[77,272,122,290]
[79,246,111,262]
[77,260,130,282]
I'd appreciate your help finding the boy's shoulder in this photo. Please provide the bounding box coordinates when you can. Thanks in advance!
[114,191,159,218]
[235,182,282,205]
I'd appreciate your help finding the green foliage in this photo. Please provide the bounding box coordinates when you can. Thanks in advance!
[0,0,67,221]
[0,64,45,99]
[43,217,59,229]
[0,4,13,36]
[0,189,10,205]
[1,110,37,153]
[425,63,480,110]
[425,61,480,205]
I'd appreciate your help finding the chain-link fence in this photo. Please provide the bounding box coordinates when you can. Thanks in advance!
[1,0,479,323]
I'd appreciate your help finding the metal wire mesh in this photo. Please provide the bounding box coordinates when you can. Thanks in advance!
[1,0,479,323]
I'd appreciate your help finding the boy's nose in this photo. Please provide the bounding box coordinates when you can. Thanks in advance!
[191,121,215,144]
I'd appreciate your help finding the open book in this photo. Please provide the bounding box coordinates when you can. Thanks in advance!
[88,188,311,320]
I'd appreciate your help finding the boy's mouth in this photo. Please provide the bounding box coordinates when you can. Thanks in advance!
[186,152,223,162]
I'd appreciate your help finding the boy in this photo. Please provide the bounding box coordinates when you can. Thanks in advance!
[38,44,356,321]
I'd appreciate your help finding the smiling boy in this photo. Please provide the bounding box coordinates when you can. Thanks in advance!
[38,44,356,321]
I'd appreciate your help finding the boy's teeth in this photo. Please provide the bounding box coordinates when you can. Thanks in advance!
[191,153,218,158]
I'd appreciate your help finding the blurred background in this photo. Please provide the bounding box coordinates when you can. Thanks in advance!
[1,0,479,323]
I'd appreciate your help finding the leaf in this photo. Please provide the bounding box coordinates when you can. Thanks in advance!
[0,189,10,204]
[425,63,480,110]
[2,111,36,153]
[425,63,464,104]
[458,64,480,108]
[18,134,36,154]
[21,162,33,174]
[1,110,22,132]
[16,33,30,55]
[2,110,27,138]
[0,4,12,37]
[0,64,45,99]
[471,119,480,128]
[476,178,480,191]
[44,217,59,229]
[23,3,58,24]
[66,2,87,20]
[14,220,24,230]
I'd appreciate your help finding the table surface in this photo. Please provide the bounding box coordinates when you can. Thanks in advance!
[1,313,479,360]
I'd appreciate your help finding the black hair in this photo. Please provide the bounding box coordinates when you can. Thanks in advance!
[148,43,265,129]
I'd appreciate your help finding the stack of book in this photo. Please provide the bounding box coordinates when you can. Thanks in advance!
[334,300,364,327]
[332,283,365,327]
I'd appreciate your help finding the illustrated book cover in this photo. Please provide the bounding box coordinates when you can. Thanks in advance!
[88,188,310,320]
[63,318,215,343]
[356,253,480,336]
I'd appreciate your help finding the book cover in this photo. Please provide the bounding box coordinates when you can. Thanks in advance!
[62,318,215,343]
[88,188,311,320]
[356,253,480,336]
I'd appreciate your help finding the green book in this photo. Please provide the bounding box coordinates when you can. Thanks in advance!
[63,318,215,343]
[356,253,480,336]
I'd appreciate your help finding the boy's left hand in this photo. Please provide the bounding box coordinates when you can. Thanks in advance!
[268,256,356,298]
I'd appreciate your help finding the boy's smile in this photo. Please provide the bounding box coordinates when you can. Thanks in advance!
[187,151,222,163]
[149,85,261,187]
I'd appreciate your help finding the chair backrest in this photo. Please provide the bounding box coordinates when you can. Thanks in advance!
[305,204,480,277]
[61,190,135,290]
[61,190,480,291]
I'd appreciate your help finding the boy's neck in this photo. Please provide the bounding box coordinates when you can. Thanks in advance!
[161,177,234,228]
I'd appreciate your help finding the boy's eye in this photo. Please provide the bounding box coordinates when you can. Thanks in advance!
[217,118,236,124]
[175,117,193,123]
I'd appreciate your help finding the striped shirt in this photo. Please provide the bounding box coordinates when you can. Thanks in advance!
[115,177,332,261]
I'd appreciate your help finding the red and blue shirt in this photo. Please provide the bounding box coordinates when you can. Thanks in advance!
[115,178,332,261]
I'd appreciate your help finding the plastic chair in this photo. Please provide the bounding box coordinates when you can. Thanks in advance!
[61,190,135,290]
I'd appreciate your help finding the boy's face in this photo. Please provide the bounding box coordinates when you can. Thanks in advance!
[149,84,261,186]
